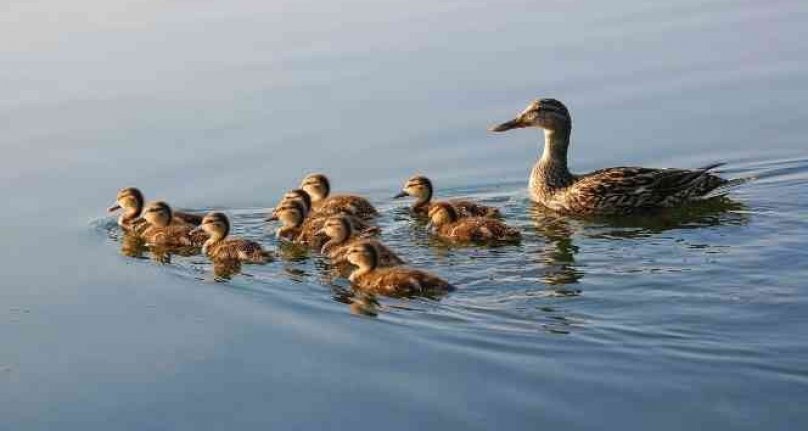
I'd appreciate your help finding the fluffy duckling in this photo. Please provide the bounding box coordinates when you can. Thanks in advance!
[108,187,202,231]
[490,98,743,215]
[346,242,454,297]
[266,188,312,222]
[427,202,521,244]
[300,173,378,219]
[394,175,501,218]
[274,199,308,242]
[139,201,208,248]
[193,212,272,263]
[318,215,403,267]
[274,195,379,248]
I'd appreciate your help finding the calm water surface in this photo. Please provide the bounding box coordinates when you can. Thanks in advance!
[2,1,807,429]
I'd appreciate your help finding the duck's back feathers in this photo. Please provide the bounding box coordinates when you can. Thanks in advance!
[141,223,207,248]
[208,239,272,263]
[316,195,378,218]
[325,239,404,267]
[414,200,500,218]
[352,267,454,297]
[556,165,729,215]
[435,218,521,244]
[174,211,203,226]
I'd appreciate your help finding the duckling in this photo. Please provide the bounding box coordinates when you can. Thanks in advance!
[427,202,521,244]
[318,215,403,267]
[108,187,202,232]
[345,242,454,298]
[300,173,378,219]
[266,188,312,222]
[193,212,272,263]
[394,175,501,218]
[274,194,379,248]
[138,201,208,248]
[490,98,743,215]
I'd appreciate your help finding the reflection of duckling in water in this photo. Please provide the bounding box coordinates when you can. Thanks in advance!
[319,215,403,267]
[212,259,243,280]
[119,231,147,258]
[193,212,272,263]
[300,173,378,219]
[346,242,453,297]
[139,201,208,248]
[394,175,501,218]
[427,203,521,244]
[349,292,380,317]
[107,187,202,232]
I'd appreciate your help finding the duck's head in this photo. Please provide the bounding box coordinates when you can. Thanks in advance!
[345,241,379,271]
[317,215,353,242]
[427,202,459,226]
[194,212,230,239]
[394,175,433,202]
[142,201,173,227]
[108,187,144,214]
[267,189,311,221]
[275,199,306,228]
[300,173,330,202]
[490,98,571,133]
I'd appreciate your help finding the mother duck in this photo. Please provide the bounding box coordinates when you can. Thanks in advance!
[490,98,738,216]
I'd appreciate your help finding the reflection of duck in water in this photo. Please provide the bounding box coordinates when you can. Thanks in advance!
[107,187,202,232]
[394,175,501,218]
[491,99,745,215]
[529,205,583,287]
[193,212,272,264]
[345,242,454,298]
[212,259,243,280]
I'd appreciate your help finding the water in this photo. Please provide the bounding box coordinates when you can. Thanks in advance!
[2,0,807,429]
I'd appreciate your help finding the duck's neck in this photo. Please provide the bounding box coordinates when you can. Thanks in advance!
[202,232,225,255]
[535,128,574,190]
[349,264,373,282]
[322,233,347,253]
[413,188,433,209]
[119,206,141,226]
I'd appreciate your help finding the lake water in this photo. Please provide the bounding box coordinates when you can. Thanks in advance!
[2,0,807,429]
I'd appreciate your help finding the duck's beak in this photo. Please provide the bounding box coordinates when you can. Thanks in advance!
[393,191,408,199]
[190,226,203,234]
[489,117,526,132]
[107,204,121,212]
[265,210,279,222]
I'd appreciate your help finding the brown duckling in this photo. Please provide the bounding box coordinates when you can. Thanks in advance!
[266,188,312,222]
[108,187,202,232]
[394,175,501,218]
[274,199,308,242]
[318,215,403,267]
[139,201,208,248]
[274,195,379,248]
[300,173,378,219]
[193,212,272,263]
[427,202,521,244]
[345,242,454,297]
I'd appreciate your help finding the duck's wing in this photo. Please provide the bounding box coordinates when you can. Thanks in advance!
[319,195,378,217]
[565,166,728,214]
[447,200,501,218]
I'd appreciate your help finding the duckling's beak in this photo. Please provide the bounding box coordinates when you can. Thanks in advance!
[190,225,203,234]
[265,212,279,222]
[393,191,408,199]
[107,204,121,212]
[315,228,326,236]
[489,117,526,132]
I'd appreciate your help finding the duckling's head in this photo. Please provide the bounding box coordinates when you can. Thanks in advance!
[300,173,330,202]
[427,202,459,226]
[490,98,571,133]
[319,215,353,242]
[276,199,306,228]
[197,212,230,239]
[345,241,379,270]
[142,201,173,227]
[283,189,312,215]
[108,187,144,214]
[394,175,433,202]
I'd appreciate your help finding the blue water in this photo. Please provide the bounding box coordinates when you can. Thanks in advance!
[2,1,807,429]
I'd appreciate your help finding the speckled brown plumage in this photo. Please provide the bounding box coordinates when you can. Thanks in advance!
[300,173,378,219]
[196,212,272,264]
[139,201,208,248]
[108,187,202,232]
[395,175,501,218]
[491,98,738,216]
[319,216,403,267]
[428,203,521,244]
[346,242,453,298]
